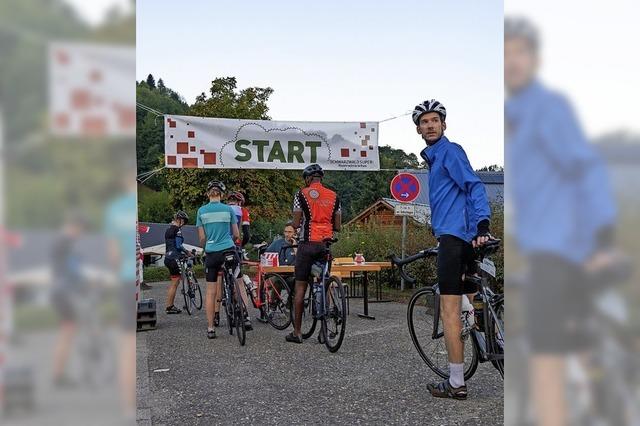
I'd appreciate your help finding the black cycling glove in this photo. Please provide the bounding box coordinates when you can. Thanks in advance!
[475,219,491,239]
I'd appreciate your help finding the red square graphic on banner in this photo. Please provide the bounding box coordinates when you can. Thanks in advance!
[168,119,176,128]
[81,116,106,136]
[190,146,195,152]
[341,148,350,157]
[361,151,367,157]
[204,153,216,165]
[167,155,177,165]
[182,157,198,168]
[177,142,189,154]
[360,122,366,128]
[188,131,195,138]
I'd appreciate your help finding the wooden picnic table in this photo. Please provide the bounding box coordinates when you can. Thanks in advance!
[262,262,392,320]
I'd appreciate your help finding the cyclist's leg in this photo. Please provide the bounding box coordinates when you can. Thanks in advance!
[291,243,315,338]
[164,258,181,311]
[215,272,222,315]
[205,252,224,330]
[436,235,468,388]
[51,290,77,383]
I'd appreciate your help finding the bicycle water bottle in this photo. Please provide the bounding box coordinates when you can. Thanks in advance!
[242,274,257,298]
[461,296,475,326]
[473,293,484,330]
[313,281,324,316]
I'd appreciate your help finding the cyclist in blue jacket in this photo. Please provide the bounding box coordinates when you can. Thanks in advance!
[414,99,492,400]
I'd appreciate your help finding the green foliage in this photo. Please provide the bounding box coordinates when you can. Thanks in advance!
[138,189,173,223]
[146,74,156,89]
[136,79,189,188]
[144,264,206,282]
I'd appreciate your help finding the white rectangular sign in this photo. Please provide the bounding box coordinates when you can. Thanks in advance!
[394,204,416,216]
[164,115,380,170]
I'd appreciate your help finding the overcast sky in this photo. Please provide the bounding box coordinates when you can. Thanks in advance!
[135,0,504,168]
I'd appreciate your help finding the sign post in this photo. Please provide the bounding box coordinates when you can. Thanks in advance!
[390,172,421,291]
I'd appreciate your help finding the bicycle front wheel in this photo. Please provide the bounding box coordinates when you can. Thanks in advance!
[486,299,504,378]
[262,273,292,330]
[322,276,347,353]
[181,274,192,316]
[234,282,247,346]
[223,273,235,335]
[407,287,478,380]
[299,284,317,339]
[192,274,203,310]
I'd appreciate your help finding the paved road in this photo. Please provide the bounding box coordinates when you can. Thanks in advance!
[137,281,503,425]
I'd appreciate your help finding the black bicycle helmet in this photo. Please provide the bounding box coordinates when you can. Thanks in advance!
[207,180,226,193]
[174,210,189,223]
[302,164,324,179]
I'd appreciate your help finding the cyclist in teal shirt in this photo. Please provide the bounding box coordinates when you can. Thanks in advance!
[196,180,240,339]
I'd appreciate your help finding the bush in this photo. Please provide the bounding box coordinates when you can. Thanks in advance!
[335,204,504,290]
[143,264,206,282]
[138,190,173,223]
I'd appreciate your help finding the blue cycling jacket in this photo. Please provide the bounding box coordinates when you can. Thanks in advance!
[506,80,616,263]
[420,136,490,242]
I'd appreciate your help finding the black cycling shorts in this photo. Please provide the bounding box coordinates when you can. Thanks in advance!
[205,247,236,282]
[524,253,592,354]
[164,257,180,277]
[294,242,326,282]
[437,234,478,295]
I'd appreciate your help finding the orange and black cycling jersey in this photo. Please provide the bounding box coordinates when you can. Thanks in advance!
[292,182,341,242]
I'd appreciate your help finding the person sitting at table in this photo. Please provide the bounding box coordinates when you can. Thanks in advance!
[266,221,297,266]
[256,222,297,323]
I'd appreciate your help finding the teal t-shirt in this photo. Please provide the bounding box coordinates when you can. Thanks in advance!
[104,192,137,281]
[196,201,237,253]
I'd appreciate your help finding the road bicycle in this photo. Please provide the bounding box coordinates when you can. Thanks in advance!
[177,254,202,315]
[283,238,347,353]
[390,239,504,379]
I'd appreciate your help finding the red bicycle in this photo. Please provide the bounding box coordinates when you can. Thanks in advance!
[240,243,292,330]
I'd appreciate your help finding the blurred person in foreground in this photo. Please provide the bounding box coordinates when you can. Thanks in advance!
[505,17,618,426]
[50,213,88,387]
[104,166,138,418]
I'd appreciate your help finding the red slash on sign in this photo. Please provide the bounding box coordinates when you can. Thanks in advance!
[390,173,421,203]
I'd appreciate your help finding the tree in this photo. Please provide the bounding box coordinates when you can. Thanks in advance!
[136,80,189,188]
[476,164,504,172]
[146,73,156,89]
[157,78,166,93]
[324,145,422,221]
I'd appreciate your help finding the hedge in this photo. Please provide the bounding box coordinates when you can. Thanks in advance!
[143,264,206,282]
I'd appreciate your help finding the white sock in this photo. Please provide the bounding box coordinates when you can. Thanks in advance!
[449,363,465,388]
[208,327,215,332]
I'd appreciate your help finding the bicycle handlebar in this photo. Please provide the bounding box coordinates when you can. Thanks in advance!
[389,239,501,285]
[388,248,438,285]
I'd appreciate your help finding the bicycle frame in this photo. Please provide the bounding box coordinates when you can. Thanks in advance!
[312,249,333,320]
[241,259,287,311]
[469,272,504,363]
[428,260,503,363]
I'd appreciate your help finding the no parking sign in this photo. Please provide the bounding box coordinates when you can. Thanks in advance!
[390,173,421,203]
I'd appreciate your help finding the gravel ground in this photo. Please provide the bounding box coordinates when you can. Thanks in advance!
[137,281,503,425]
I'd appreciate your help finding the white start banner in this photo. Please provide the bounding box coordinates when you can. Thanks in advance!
[164,115,380,171]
